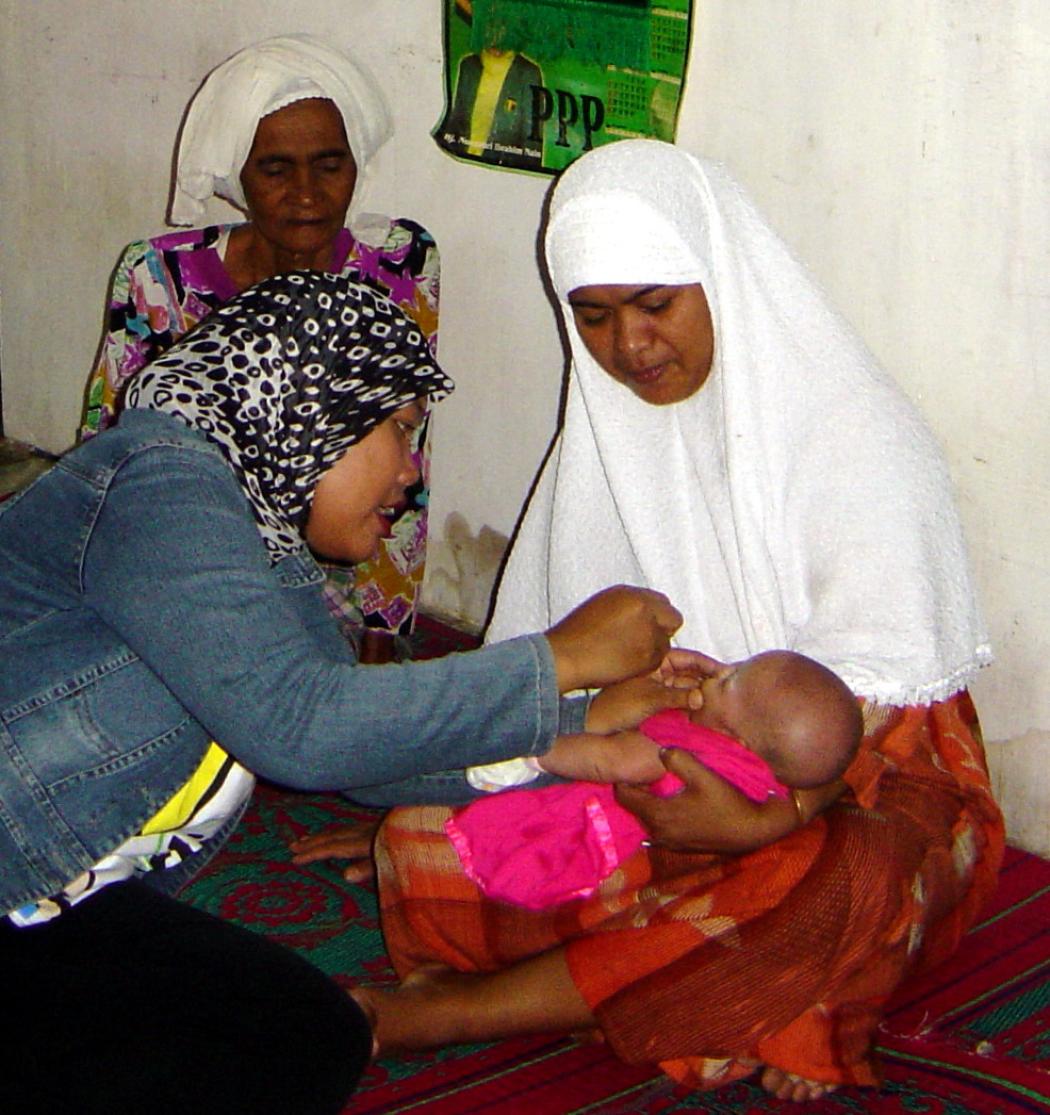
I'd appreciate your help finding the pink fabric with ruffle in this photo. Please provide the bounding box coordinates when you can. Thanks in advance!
[445,710,789,910]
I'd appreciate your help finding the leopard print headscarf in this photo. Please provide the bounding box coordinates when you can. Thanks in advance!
[125,271,453,562]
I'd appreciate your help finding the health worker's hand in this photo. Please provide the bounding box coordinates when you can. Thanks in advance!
[537,729,665,785]
[545,585,682,693]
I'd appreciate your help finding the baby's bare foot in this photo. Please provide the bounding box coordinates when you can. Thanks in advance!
[759,1064,838,1103]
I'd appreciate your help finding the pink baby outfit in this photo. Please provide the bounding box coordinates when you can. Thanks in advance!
[445,709,789,910]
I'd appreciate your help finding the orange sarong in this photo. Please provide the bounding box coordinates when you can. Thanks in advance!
[375,692,1004,1089]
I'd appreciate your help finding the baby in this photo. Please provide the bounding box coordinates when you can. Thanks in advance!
[448,650,863,910]
[674,648,864,789]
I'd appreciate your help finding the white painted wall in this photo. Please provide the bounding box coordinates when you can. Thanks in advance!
[1,1,1046,854]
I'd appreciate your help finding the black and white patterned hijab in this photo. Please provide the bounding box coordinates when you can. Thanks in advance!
[125,271,454,562]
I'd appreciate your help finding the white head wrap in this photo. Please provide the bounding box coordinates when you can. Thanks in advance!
[488,139,991,706]
[170,33,392,226]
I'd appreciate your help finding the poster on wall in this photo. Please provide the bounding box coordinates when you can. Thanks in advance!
[434,0,693,175]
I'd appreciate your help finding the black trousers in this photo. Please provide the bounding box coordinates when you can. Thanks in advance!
[2,879,370,1115]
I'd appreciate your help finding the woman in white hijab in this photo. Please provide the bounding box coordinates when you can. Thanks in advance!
[83,33,439,650]
[367,140,1004,1103]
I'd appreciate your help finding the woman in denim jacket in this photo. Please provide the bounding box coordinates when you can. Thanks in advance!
[0,272,686,1115]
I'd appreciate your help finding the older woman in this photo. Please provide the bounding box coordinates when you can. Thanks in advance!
[365,140,1004,1103]
[83,33,438,642]
[3,271,683,1114]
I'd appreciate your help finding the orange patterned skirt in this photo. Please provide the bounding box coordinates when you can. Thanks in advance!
[374,692,1004,1089]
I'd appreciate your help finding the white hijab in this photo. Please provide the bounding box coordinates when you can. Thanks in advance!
[170,33,392,227]
[488,139,990,706]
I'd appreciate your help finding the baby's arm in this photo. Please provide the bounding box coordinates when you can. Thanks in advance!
[585,670,701,733]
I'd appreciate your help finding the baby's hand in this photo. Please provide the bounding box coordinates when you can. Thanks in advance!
[586,673,701,734]
[536,730,665,785]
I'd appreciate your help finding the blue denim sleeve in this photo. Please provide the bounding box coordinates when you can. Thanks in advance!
[558,692,591,734]
[345,693,586,806]
[81,444,562,791]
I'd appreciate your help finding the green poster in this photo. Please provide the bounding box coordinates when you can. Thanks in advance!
[435,0,694,175]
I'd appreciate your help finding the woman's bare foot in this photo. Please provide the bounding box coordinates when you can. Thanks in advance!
[353,966,481,1056]
[348,988,379,1059]
[759,1064,838,1103]
[358,949,597,1058]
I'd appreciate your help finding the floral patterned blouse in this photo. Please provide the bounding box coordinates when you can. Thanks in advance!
[83,218,440,637]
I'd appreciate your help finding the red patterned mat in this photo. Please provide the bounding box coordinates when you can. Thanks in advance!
[182,785,1049,1114]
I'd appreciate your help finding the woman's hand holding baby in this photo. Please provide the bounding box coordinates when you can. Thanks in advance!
[616,751,792,853]
[616,750,846,854]
[545,586,682,693]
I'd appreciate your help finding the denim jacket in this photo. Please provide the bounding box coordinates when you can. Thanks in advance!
[0,410,583,914]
